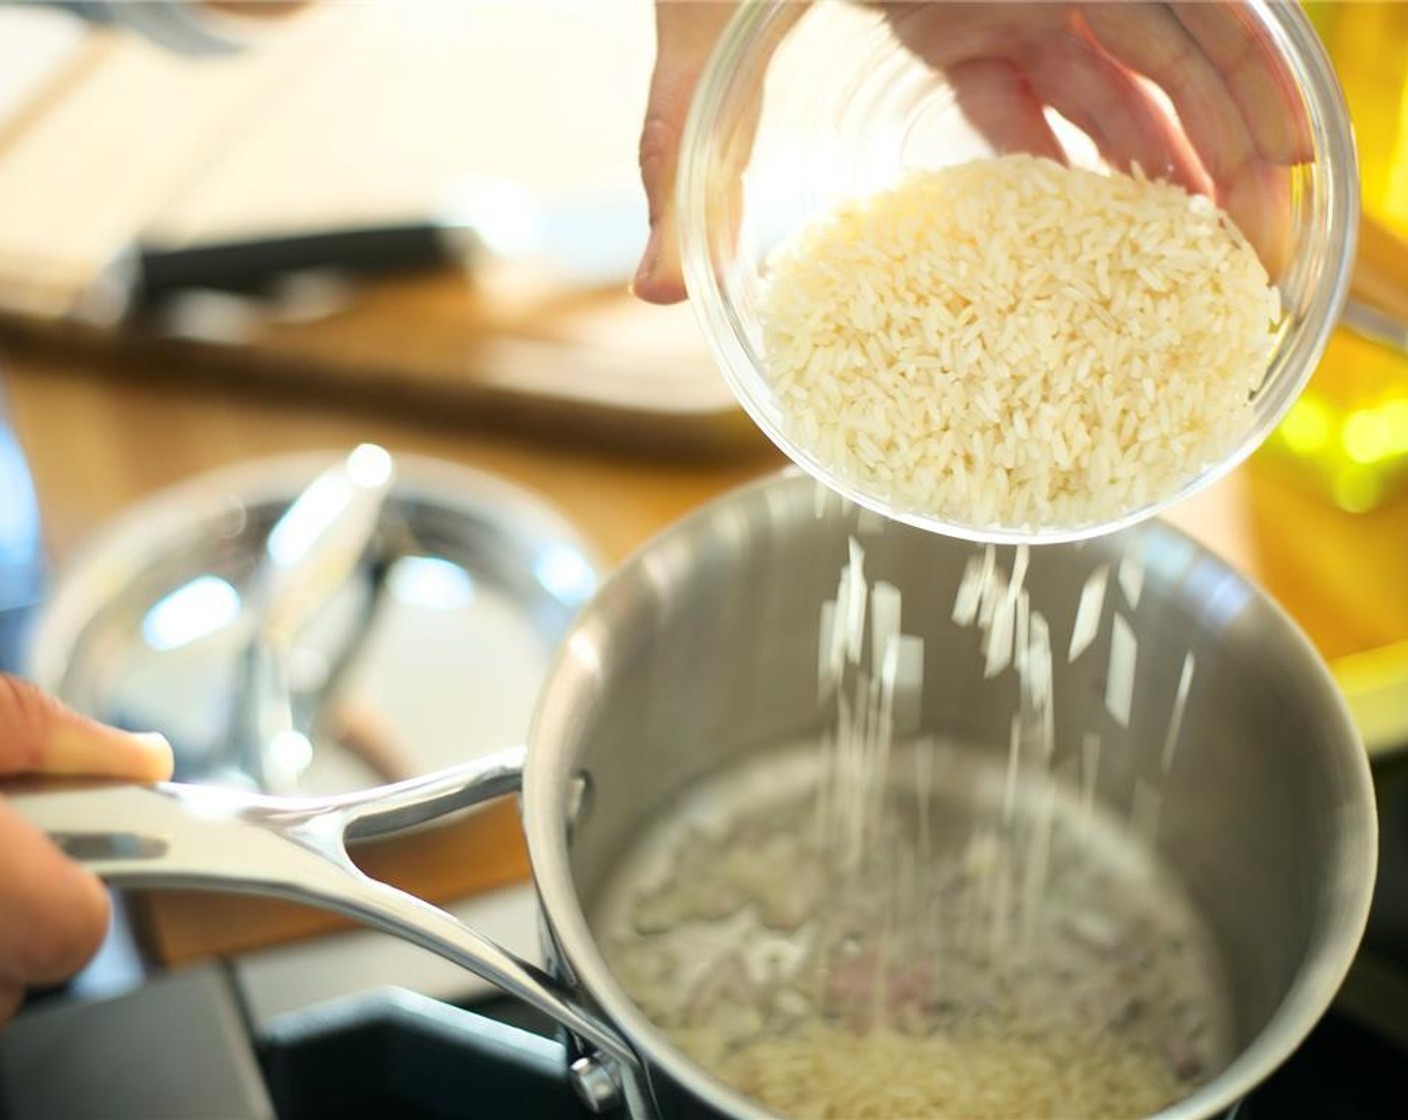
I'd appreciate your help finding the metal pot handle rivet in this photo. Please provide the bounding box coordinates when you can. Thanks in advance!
[571,1054,625,1113]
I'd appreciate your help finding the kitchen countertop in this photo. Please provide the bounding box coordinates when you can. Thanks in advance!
[0,337,782,1002]
[8,339,1408,743]
[5,296,1408,1021]
[0,0,1404,1084]
[1,346,776,570]
[1,1,1404,763]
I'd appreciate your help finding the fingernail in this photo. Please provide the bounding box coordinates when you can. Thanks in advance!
[130,732,174,778]
[634,227,661,291]
[44,722,173,781]
[132,731,172,755]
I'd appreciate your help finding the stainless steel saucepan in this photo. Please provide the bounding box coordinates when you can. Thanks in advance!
[13,471,1377,1119]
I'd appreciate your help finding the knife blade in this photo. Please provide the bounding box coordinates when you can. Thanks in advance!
[81,178,647,326]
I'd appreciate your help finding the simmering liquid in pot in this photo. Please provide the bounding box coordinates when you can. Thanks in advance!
[595,741,1232,1120]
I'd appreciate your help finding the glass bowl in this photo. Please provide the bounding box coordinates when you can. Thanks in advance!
[678,0,1358,544]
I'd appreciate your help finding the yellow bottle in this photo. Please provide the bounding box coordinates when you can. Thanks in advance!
[1265,2,1408,511]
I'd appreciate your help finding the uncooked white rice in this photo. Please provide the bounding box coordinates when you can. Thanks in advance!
[1069,564,1110,661]
[1106,612,1138,728]
[601,536,1226,1120]
[1162,651,1197,774]
[759,155,1280,531]
[695,1023,1184,1120]
[1118,547,1147,609]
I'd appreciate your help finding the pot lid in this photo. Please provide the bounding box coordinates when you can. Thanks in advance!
[29,452,599,794]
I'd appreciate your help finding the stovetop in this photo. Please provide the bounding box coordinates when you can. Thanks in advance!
[4,754,1407,1120]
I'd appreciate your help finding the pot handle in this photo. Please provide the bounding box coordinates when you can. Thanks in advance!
[8,747,644,1112]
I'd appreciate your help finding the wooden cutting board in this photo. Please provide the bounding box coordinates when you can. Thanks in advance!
[0,4,749,453]
[130,799,531,966]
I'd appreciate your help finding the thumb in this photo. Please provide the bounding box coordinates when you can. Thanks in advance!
[0,674,172,782]
[634,1,738,305]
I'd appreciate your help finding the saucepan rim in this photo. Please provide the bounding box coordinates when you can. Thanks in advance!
[523,469,1378,1120]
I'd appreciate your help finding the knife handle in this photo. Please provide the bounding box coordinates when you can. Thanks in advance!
[135,223,461,304]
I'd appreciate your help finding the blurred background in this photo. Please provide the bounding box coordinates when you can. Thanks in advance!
[0,4,1407,1109]
[0,0,749,447]
[4,3,1404,720]
[0,0,783,1020]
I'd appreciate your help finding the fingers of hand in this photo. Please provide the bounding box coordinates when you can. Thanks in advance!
[896,3,1246,205]
[0,799,110,992]
[0,981,21,1025]
[1027,33,1206,193]
[1222,161,1294,279]
[0,674,172,782]
[1079,3,1257,190]
[1170,1,1313,166]
[1075,3,1296,269]
[0,676,136,1019]
[636,111,688,304]
[947,58,1065,163]
[636,1,739,304]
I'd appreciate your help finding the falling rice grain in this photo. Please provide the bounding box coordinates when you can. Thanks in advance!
[1069,565,1110,661]
[1106,613,1138,728]
[1118,548,1146,610]
[1161,652,1196,774]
